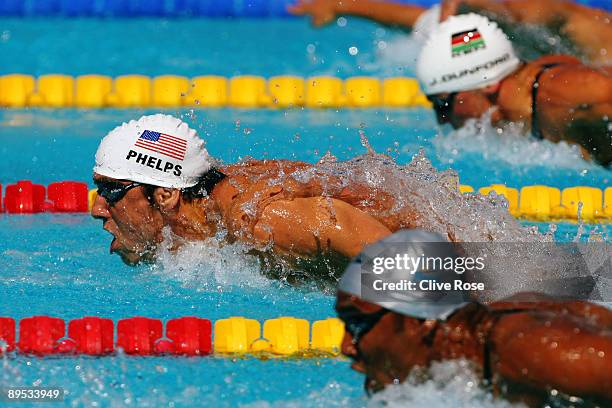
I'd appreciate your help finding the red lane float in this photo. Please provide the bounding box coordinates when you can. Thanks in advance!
[117,317,163,355]
[68,317,114,355]
[4,181,46,213]
[47,181,88,212]
[166,317,212,356]
[18,316,65,355]
[0,317,16,352]
[1,316,216,357]
[2,180,89,213]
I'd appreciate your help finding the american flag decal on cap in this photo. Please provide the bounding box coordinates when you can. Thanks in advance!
[135,130,187,161]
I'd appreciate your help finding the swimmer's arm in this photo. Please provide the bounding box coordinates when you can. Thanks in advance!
[490,312,612,402]
[253,197,391,258]
[288,0,426,29]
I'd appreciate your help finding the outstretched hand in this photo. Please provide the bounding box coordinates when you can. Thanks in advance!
[288,0,339,27]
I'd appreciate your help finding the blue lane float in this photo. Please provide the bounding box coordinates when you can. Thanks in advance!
[0,0,24,16]
[0,0,608,17]
[1,0,606,17]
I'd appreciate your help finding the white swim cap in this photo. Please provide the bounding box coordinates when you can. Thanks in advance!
[416,13,521,95]
[338,230,469,321]
[94,114,213,188]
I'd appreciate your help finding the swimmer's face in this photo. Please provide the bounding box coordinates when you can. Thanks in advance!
[429,90,493,128]
[336,292,434,394]
[91,173,164,265]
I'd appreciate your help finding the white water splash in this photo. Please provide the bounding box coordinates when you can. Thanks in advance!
[151,227,270,290]
[369,360,523,408]
[432,111,593,170]
[129,147,607,301]
[292,150,607,301]
[301,149,539,243]
[247,360,523,408]
[376,33,423,73]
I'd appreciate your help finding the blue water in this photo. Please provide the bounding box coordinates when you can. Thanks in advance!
[0,214,364,407]
[1,108,609,189]
[0,17,610,408]
[0,18,410,78]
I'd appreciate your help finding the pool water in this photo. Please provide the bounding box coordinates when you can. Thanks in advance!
[0,17,610,408]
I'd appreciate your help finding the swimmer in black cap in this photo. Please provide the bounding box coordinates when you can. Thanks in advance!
[336,229,612,405]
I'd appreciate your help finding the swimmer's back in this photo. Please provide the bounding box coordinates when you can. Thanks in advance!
[211,159,415,240]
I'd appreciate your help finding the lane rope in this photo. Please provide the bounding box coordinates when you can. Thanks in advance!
[0,316,344,357]
[3,180,611,223]
[0,74,432,109]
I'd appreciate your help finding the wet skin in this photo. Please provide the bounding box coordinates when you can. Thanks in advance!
[91,162,394,267]
[428,89,499,129]
[335,291,612,405]
[91,174,164,265]
[335,292,440,393]
[430,56,612,166]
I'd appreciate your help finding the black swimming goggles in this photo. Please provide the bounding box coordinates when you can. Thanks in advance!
[427,92,458,123]
[336,306,390,346]
[94,180,143,206]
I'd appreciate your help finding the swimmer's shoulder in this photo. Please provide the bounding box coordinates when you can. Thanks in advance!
[527,56,611,105]
[220,159,312,177]
[498,54,584,111]
[509,55,582,83]
[211,159,316,232]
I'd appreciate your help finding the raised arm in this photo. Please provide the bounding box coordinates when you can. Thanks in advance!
[253,196,392,258]
[288,0,426,29]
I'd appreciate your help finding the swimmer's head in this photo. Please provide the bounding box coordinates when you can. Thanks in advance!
[338,229,468,320]
[94,114,213,188]
[335,230,469,392]
[91,114,223,265]
[416,14,520,95]
[416,14,520,127]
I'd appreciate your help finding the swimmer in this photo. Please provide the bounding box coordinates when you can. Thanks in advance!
[416,14,611,166]
[91,114,401,273]
[289,0,612,64]
[336,230,612,406]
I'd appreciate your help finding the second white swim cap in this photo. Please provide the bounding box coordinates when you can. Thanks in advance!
[416,13,520,95]
[338,230,469,321]
[94,114,213,188]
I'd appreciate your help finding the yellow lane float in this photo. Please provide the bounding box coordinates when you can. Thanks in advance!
[459,184,610,222]
[0,73,434,109]
[212,317,344,356]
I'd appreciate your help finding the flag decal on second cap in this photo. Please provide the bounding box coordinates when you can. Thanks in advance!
[451,28,486,57]
[134,130,187,161]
